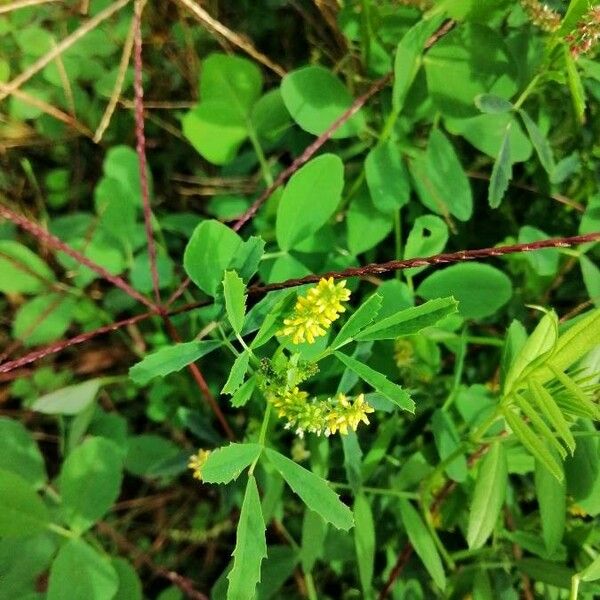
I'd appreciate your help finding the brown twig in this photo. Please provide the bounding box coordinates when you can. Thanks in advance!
[0,202,157,310]
[0,311,154,374]
[232,72,392,233]
[2,233,598,375]
[248,232,600,294]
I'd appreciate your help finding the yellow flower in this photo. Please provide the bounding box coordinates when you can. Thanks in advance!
[266,385,374,438]
[188,449,210,480]
[280,278,351,344]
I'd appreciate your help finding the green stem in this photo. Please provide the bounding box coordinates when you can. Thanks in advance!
[304,571,319,600]
[331,482,419,500]
[48,523,78,539]
[247,124,273,186]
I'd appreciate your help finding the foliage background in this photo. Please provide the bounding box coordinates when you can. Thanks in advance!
[0,0,599,599]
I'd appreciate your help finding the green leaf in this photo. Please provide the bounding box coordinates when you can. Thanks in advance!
[393,16,444,111]
[0,534,56,598]
[418,263,512,319]
[227,476,267,600]
[513,393,567,460]
[230,375,256,408]
[503,311,558,394]
[467,442,507,549]
[423,129,473,221]
[223,270,247,335]
[529,380,575,453]
[353,492,375,597]
[202,443,262,484]
[540,309,600,381]
[221,351,251,395]
[112,557,143,600]
[0,417,47,488]
[516,558,573,589]
[518,110,554,174]
[0,468,50,537]
[535,459,566,554]
[518,226,560,276]
[125,435,182,478]
[183,219,243,296]
[564,46,585,124]
[424,23,517,119]
[276,154,344,251]
[580,255,600,307]
[580,554,600,583]
[474,93,514,114]
[47,538,119,600]
[346,186,393,255]
[13,293,76,347]
[558,0,589,35]
[0,240,55,294]
[431,410,467,483]
[249,291,295,349]
[365,140,410,213]
[59,437,124,533]
[301,510,326,572]
[182,54,263,165]
[504,409,563,480]
[332,293,382,348]
[356,297,458,341]
[32,378,101,415]
[399,500,446,589]
[446,113,531,162]
[265,448,353,530]
[129,341,222,385]
[281,65,365,138]
[334,351,414,412]
[403,215,449,276]
[488,125,511,208]
[230,235,265,284]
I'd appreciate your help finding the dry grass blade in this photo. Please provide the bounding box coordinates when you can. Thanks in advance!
[0,86,93,137]
[0,0,60,14]
[94,3,137,142]
[0,0,132,101]
[173,0,286,77]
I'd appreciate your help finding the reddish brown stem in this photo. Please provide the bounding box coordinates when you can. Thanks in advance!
[162,316,235,440]
[0,311,154,374]
[249,233,600,294]
[0,203,158,311]
[2,232,598,375]
[133,0,161,305]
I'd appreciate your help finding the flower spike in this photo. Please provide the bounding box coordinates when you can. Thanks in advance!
[280,277,351,345]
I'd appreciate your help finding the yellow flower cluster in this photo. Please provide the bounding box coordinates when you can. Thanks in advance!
[188,449,210,480]
[280,278,351,345]
[267,386,374,437]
